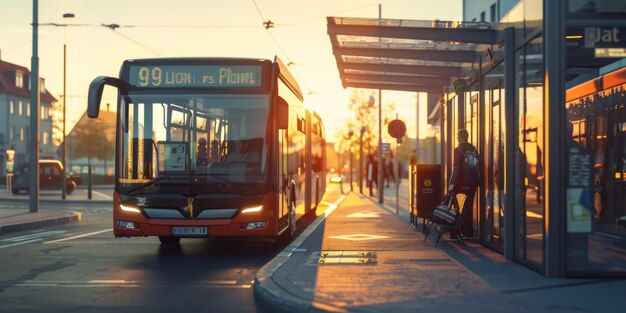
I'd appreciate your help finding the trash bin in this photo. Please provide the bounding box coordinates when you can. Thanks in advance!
[411,164,441,232]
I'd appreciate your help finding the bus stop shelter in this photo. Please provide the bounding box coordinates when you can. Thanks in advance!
[326,16,497,209]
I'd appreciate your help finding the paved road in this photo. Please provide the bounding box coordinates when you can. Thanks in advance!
[0,184,343,313]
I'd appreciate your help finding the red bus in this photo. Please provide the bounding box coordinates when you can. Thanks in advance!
[87,57,325,244]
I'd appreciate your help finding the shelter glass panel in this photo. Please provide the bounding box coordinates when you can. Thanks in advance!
[564,17,626,274]
[515,36,545,270]
[482,64,505,251]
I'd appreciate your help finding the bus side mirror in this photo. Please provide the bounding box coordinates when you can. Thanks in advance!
[87,76,127,118]
[277,97,289,130]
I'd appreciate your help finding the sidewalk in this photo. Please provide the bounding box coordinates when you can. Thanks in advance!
[0,208,81,235]
[254,191,624,313]
[0,185,113,205]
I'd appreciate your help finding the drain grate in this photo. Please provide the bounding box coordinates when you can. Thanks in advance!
[307,250,377,265]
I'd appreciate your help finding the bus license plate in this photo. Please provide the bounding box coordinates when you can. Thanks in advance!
[171,227,208,236]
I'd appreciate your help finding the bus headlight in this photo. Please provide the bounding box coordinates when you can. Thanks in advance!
[241,205,263,214]
[120,204,141,213]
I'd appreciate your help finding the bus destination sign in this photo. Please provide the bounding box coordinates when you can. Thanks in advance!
[128,65,262,88]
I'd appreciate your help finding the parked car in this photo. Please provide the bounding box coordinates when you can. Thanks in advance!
[12,160,77,195]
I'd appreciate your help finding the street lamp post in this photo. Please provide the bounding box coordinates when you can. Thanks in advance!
[347,131,354,192]
[29,0,40,213]
[61,12,74,200]
[359,126,365,194]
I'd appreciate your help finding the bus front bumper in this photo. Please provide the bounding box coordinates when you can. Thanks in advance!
[113,192,277,238]
[113,219,275,238]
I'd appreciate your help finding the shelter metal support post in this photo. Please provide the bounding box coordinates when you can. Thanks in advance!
[544,0,567,278]
[504,27,516,261]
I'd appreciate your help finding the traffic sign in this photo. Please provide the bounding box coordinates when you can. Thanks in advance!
[381,143,390,154]
[387,119,406,139]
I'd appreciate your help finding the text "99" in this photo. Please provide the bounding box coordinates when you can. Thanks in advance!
[137,66,162,86]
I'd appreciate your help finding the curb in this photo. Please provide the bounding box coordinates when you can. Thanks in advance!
[0,198,112,206]
[0,211,82,235]
[253,194,349,313]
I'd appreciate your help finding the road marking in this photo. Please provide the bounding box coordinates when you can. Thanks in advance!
[15,283,59,287]
[42,228,112,244]
[0,239,43,249]
[92,190,113,200]
[328,234,390,241]
[347,211,381,218]
[1,230,67,242]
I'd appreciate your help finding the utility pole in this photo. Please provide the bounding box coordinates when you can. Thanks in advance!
[416,92,420,163]
[377,3,383,204]
[29,0,39,213]
[61,12,74,200]
[359,127,365,194]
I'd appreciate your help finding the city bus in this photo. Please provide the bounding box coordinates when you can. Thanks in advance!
[86,57,325,244]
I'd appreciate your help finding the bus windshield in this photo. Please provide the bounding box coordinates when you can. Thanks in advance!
[118,93,270,194]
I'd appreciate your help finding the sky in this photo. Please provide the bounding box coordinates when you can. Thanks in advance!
[0,0,462,142]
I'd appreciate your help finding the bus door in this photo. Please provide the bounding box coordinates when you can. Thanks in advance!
[278,127,288,231]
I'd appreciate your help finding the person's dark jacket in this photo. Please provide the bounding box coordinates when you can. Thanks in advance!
[449,142,478,191]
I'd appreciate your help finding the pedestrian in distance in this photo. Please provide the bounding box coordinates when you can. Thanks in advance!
[448,129,481,240]
[367,154,378,197]
[386,157,394,187]
[383,156,390,187]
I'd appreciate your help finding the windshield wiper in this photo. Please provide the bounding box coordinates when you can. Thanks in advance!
[125,176,176,194]
[125,174,261,196]
[202,174,259,196]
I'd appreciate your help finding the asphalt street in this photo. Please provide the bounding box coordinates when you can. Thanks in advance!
[0,184,343,313]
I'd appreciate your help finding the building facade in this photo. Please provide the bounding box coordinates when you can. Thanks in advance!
[0,59,57,175]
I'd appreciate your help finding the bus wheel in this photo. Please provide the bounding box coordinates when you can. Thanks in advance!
[277,199,297,244]
[159,236,181,245]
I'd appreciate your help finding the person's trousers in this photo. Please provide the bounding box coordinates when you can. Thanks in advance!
[458,187,476,237]
[369,180,377,197]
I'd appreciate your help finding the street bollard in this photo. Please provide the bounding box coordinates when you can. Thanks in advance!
[6,174,13,199]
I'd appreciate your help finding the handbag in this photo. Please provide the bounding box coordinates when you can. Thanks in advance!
[432,192,459,224]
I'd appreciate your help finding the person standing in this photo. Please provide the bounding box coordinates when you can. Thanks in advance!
[448,129,480,239]
[367,154,378,197]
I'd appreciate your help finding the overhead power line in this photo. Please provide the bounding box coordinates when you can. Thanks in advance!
[250,0,313,93]
[251,0,267,22]
[113,24,262,29]
[107,29,162,56]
